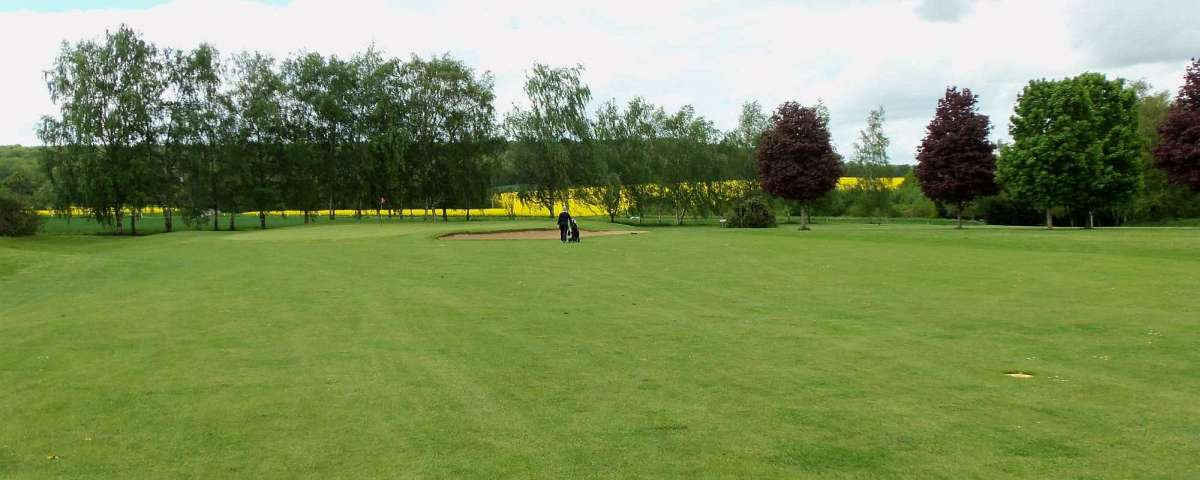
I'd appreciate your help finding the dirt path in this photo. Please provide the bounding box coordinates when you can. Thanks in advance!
[440,228,648,240]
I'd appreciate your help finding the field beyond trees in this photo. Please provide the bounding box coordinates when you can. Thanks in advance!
[2,221,1197,478]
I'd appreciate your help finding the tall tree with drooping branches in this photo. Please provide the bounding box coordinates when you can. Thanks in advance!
[756,101,842,230]
[1154,58,1200,193]
[506,63,593,217]
[915,87,999,228]
[40,24,165,235]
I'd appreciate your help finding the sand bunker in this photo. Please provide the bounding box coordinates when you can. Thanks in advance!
[440,228,647,240]
[1004,371,1034,379]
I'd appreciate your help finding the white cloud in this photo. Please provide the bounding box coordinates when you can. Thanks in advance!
[0,0,1194,163]
[1065,0,1200,68]
[915,0,976,22]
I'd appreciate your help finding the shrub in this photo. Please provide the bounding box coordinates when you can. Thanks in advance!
[724,195,777,228]
[0,196,41,236]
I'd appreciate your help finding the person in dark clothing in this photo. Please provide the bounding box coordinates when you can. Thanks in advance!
[557,210,571,243]
[569,218,581,243]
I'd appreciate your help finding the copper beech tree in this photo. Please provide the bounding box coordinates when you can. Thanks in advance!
[1154,58,1200,193]
[755,102,842,230]
[915,87,999,228]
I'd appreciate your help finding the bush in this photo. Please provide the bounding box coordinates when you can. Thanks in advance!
[724,195,777,228]
[0,196,41,236]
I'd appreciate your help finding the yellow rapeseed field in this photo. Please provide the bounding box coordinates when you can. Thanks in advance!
[38,177,904,218]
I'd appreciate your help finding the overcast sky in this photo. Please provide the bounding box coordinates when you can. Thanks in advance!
[1,0,1196,163]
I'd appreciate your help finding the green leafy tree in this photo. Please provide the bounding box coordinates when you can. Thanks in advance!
[401,54,497,220]
[655,105,721,224]
[848,107,893,219]
[724,100,771,180]
[279,53,332,223]
[1128,81,1200,221]
[229,51,286,229]
[998,73,1142,228]
[506,63,593,217]
[282,52,357,221]
[0,196,41,236]
[360,55,412,219]
[165,43,233,231]
[587,99,627,222]
[40,24,165,235]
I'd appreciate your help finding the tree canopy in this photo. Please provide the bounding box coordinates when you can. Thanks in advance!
[755,101,843,230]
[1154,58,1200,192]
[998,73,1142,228]
[915,87,998,228]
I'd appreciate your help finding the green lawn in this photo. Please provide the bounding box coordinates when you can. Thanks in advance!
[2,220,1198,478]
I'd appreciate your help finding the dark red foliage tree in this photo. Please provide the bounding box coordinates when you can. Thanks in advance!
[915,87,999,228]
[756,102,842,230]
[1154,58,1200,192]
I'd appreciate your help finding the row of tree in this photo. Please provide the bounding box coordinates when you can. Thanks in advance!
[34,25,1200,234]
[39,26,501,234]
[756,60,1200,229]
[37,26,780,234]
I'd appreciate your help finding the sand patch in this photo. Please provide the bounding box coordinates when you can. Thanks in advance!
[440,228,647,240]
[1004,371,1034,379]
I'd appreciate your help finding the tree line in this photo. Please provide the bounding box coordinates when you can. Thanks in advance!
[25,25,1200,235]
[757,62,1200,230]
[35,25,772,234]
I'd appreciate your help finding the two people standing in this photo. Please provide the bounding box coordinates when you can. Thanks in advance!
[557,210,581,243]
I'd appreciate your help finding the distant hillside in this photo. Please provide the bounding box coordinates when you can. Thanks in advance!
[0,145,48,206]
[0,145,42,172]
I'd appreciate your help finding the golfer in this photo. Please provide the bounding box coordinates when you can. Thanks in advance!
[557,210,572,243]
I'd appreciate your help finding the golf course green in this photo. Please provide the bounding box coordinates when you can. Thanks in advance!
[2,220,1198,478]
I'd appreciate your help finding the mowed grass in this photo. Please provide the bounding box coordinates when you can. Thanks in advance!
[1,220,1198,479]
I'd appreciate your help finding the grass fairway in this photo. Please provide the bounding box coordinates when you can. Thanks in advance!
[2,221,1198,478]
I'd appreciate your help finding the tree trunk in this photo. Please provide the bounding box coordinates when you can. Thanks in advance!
[259,211,267,230]
[441,207,448,222]
[209,152,218,232]
[129,209,137,236]
[799,205,810,231]
[1045,208,1054,229]
[1086,210,1095,229]
[956,202,964,230]
[303,210,310,224]
[164,207,173,233]
[329,194,335,220]
[229,209,236,231]
[610,212,615,223]
[114,208,124,235]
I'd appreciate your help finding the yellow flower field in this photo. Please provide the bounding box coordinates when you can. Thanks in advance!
[37,177,904,218]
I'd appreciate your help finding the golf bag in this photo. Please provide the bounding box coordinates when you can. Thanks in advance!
[569,218,581,243]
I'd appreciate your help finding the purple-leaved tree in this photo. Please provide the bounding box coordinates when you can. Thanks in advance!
[756,102,842,230]
[1155,58,1200,193]
[915,87,999,228]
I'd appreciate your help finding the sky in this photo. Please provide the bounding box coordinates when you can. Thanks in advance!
[1,0,1197,163]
